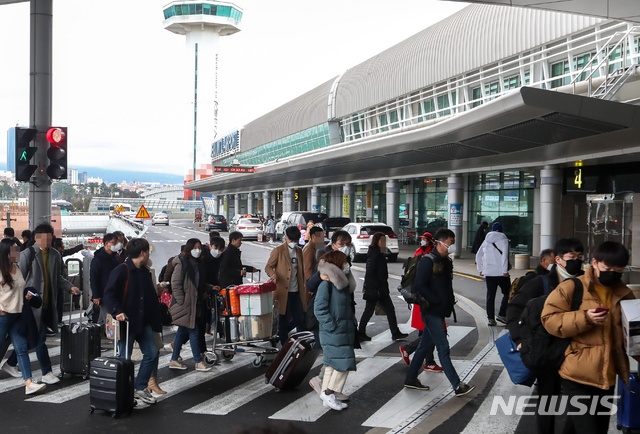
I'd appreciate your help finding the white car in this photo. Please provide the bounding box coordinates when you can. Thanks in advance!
[236,218,263,240]
[275,212,293,240]
[342,222,399,262]
[151,212,169,226]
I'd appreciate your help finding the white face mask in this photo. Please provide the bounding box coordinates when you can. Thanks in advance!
[211,249,221,258]
[191,249,202,259]
[420,239,428,247]
[546,263,554,271]
[288,242,298,249]
[343,264,350,275]
[113,242,123,252]
[338,245,349,255]
[439,240,456,255]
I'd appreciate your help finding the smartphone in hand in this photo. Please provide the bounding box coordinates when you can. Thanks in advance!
[594,306,609,314]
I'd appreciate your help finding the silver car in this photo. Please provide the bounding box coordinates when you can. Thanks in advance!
[236,218,263,240]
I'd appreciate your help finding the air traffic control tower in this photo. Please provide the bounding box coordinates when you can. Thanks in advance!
[163,2,243,175]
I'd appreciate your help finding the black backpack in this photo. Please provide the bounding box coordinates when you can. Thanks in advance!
[517,277,583,372]
[398,253,433,309]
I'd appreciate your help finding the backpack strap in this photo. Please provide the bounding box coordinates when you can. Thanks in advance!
[491,242,503,255]
[541,274,550,295]
[569,278,584,311]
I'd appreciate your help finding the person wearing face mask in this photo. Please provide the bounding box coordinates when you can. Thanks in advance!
[89,233,122,329]
[265,226,307,345]
[167,238,212,372]
[475,222,511,326]
[404,229,475,397]
[219,232,255,289]
[414,232,435,257]
[542,241,639,434]
[506,239,583,434]
[358,232,408,342]
[111,231,126,263]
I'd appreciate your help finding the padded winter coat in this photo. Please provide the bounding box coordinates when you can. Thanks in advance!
[541,267,635,390]
[169,256,199,329]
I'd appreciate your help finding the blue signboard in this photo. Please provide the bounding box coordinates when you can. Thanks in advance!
[211,130,239,158]
[449,203,462,227]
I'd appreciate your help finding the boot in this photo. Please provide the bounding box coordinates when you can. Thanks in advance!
[147,376,167,395]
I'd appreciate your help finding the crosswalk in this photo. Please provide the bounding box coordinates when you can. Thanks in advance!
[0,323,586,433]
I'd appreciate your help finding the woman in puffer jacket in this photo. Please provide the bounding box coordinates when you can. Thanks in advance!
[542,241,639,434]
[314,250,357,412]
[168,238,211,372]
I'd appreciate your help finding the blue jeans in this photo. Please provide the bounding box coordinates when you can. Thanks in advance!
[172,325,201,363]
[117,324,159,392]
[7,324,53,376]
[278,291,305,345]
[405,312,460,390]
[0,313,32,380]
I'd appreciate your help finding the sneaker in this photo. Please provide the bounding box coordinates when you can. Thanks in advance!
[41,372,60,385]
[357,331,372,342]
[195,362,212,372]
[424,363,443,373]
[135,389,157,405]
[168,360,187,370]
[399,346,410,365]
[403,379,430,390]
[45,327,56,337]
[25,382,46,395]
[308,376,322,395]
[392,332,409,341]
[495,315,507,324]
[2,363,21,378]
[334,391,350,402]
[487,319,497,327]
[320,391,343,411]
[454,382,476,397]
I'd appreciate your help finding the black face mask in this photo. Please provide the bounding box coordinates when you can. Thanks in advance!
[598,270,623,287]
[563,259,583,276]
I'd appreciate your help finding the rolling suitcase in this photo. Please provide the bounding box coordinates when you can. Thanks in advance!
[90,321,135,418]
[60,294,102,379]
[265,331,319,390]
[617,371,640,433]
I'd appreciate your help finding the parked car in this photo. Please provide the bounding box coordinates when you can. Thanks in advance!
[275,212,294,240]
[276,211,329,240]
[341,222,399,262]
[151,212,169,226]
[229,213,258,232]
[235,218,263,240]
[205,214,228,232]
[322,217,351,239]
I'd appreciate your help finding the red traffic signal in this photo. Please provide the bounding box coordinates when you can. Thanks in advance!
[46,127,68,180]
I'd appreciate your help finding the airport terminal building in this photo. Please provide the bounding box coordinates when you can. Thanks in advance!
[189,3,640,269]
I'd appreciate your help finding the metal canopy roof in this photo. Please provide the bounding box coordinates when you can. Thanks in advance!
[455,1,640,23]
[189,87,640,194]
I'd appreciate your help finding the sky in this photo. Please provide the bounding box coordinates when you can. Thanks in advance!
[0,0,469,178]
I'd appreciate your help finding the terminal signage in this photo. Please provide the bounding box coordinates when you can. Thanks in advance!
[214,166,255,173]
[211,130,239,158]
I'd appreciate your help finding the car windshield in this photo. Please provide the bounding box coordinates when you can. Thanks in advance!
[240,218,260,225]
[361,225,394,236]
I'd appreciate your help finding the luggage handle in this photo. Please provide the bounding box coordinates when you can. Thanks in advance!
[68,287,84,327]
[113,320,130,359]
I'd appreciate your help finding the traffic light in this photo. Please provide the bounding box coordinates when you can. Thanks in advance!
[13,127,38,182]
[46,127,67,179]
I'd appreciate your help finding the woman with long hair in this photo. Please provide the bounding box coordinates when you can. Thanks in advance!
[357,232,408,341]
[168,238,211,372]
[0,240,45,394]
[315,250,357,411]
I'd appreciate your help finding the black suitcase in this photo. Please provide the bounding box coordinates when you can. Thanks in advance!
[90,321,135,418]
[265,331,319,390]
[60,295,103,379]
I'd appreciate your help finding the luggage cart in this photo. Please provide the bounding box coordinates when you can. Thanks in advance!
[203,269,280,368]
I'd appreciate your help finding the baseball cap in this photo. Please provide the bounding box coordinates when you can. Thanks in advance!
[491,222,503,232]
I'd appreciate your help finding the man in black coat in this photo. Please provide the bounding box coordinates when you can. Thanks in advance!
[404,229,475,397]
[90,233,121,327]
[218,231,256,288]
[506,238,584,434]
[103,238,161,406]
[470,221,488,254]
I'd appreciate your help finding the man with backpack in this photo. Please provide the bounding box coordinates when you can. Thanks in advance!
[507,248,555,302]
[506,238,584,434]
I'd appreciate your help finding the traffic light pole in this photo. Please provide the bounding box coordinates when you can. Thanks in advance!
[28,0,53,228]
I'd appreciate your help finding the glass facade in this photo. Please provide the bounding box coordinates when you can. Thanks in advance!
[163,3,243,22]
[467,171,535,253]
[220,123,331,166]
[354,184,385,223]
[411,178,449,235]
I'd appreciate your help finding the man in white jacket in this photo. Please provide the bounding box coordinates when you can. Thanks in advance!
[475,222,511,326]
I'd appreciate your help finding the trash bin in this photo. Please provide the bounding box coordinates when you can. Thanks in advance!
[514,254,531,270]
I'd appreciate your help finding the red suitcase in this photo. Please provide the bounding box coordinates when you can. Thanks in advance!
[265,331,319,390]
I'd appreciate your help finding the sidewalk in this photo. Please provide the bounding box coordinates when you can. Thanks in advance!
[396,243,534,280]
